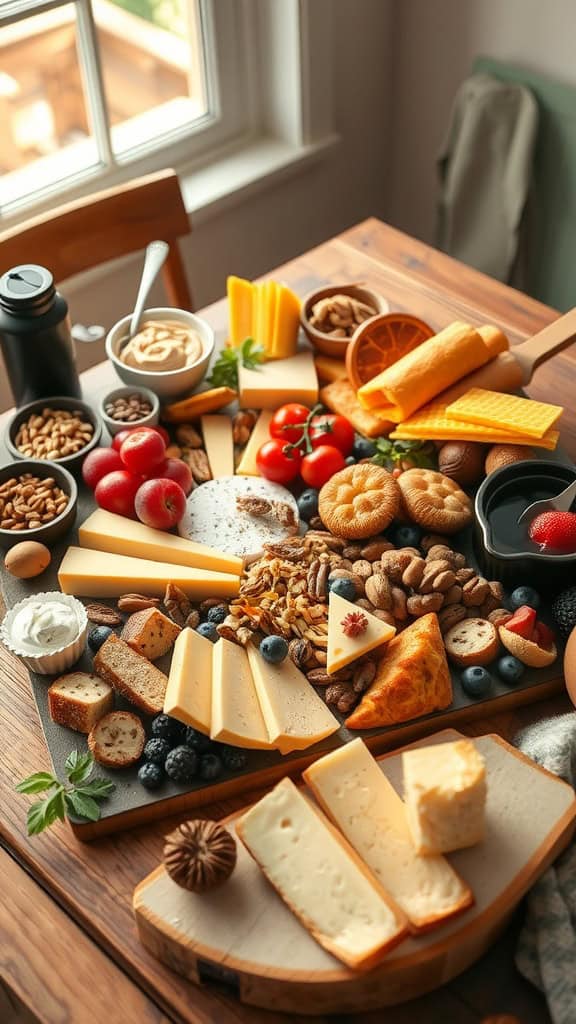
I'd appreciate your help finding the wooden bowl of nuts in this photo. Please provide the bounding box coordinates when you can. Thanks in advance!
[300,284,389,357]
[5,396,102,474]
[98,385,160,437]
[0,459,77,550]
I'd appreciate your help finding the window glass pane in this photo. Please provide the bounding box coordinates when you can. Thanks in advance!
[0,4,100,211]
[93,0,208,158]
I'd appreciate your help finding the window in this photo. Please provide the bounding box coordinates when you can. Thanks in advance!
[0,0,257,218]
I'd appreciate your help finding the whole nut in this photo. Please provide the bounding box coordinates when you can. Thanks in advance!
[479,593,502,618]
[175,424,203,448]
[425,544,466,569]
[488,608,513,627]
[488,580,505,603]
[462,577,490,607]
[353,660,377,692]
[370,608,396,626]
[443,584,463,605]
[343,545,362,560]
[289,638,314,669]
[391,586,408,621]
[418,559,455,594]
[328,568,365,597]
[325,682,357,714]
[455,567,476,584]
[438,603,467,633]
[360,539,394,560]
[380,549,414,583]
[402,556,426,590]
[420,534,450,552]
[365,574,393,610]
[407,592,444,616]
[351,559,373,580]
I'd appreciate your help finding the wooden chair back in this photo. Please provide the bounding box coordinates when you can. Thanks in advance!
[0,168,193,310]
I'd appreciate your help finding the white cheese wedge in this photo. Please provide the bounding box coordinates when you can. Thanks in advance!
[403,740,487,855]
[236,777,407,971]
[211,638,274,749]
[238,350,318,410]
[327,592,396,674]
[246,644,339,754]
[304,739,473,932]
[201,415,235,478]
[178,476,299,558]
[163,628,212,734]
[235,410,273,475]
[58,547,239,600]
[78,509,242,575]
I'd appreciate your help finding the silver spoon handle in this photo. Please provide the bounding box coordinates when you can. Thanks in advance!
[554,478,576,512]
[129,240,169,339]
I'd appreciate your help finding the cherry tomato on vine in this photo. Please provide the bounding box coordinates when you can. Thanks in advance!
[309,413,355,456]
[301,445,346,488]
[269,404,310,445]
[256,439,302,484]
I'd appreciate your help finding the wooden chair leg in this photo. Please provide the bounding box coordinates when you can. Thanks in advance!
[162,243,193,312]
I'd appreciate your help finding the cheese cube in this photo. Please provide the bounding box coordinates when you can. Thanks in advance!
[403,740,487,855]
[164,628,213,734]
[238,351,318,410]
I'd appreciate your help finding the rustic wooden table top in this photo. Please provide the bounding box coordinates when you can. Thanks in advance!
[2,217,574,1024]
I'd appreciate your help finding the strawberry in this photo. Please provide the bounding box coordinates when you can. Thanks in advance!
[529,510,576,553]
[504,605,537,640]
[533,620,556,650]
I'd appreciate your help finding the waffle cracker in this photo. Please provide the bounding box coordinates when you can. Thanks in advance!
[390,401,559,450]
[446,388,563,439]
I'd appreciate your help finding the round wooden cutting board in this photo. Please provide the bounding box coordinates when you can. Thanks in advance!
[133,729,576,1015]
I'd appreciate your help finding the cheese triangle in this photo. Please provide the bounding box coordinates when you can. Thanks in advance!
[327,592,396,674]
[345,614,452,730]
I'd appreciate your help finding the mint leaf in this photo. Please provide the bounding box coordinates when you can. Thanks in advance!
[26,790,66,835]
[65,791,101,822]
[16,772,57,794]
[75,778,115,799]
[65,751,94,785]
[207,338,265,389]
[240,337,264,370]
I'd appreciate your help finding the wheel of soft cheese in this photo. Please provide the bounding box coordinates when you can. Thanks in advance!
[178,476,300,558]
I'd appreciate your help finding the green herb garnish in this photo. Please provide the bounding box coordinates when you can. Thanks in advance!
[207,337,264,390]
[371,438,437,471]
[16,751,115,835]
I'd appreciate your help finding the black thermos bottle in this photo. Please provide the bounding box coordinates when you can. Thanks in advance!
[0,264,81,407]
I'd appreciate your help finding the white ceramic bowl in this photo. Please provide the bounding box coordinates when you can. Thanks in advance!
[105,307,214,400]
[98,384,160,437]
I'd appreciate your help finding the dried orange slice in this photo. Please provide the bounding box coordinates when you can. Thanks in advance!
[346,313,435,391]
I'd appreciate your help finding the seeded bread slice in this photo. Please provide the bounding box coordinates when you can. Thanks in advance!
[93,633,168,714]
[88,710,145,767]
[48,672,114,733]
[121,607,181,660]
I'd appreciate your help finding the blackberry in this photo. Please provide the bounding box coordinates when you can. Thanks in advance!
[165,745,198,783]
[221,746,248,772]
[150,714,185,745]
[199,753,223,781]
[138,763,163,790]
[184,727,214,753]
[206,604,228,625]
[88,625,114,652]
[143,738,171,765]
[552,586,576,638]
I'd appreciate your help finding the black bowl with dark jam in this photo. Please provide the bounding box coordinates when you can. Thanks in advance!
[475,460,576,589]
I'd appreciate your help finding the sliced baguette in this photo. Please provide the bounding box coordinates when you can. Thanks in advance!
[93,633,168,714]
[87,710,145,768]
[48,672,114,733]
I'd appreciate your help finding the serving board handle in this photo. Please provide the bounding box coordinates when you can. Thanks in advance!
[514,306,576,383]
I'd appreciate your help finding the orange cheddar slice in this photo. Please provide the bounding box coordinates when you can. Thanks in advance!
[272,284,300,360]
[264,280,278,357]
[227,275,253,348]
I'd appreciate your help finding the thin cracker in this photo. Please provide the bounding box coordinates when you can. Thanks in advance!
[320,378,392,438]
[390,401,559,450]
[445,388,563,439]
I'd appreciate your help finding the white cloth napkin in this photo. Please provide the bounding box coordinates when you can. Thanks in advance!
[515,713,576,1024]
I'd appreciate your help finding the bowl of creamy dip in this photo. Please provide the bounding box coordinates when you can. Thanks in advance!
[1,592,88,674]
[106,307,214,399]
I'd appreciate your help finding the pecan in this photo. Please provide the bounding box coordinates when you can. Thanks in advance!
[425,544,466,569]
[360,539,394,560]
[165,444,182,459]
[351,559,373,580]
[117,593,160,612]
[236,496,297,530]
[305,531,347,551]
[488,580,505,603]
[462,577,489,607]
[175,424,203,448]
[216,624,241,644]
[380,549,415,583]
[325,682,357,714]
[455,567,476,584]
[263,540,304,560]
[185,610,201,629]
[289,638,314,669]
[443,584,463,605]
[407,592,444,616]
[182,448,212,483]
[402,556,426,590]
[353,660,377,693]
[365,574,392,611]
[164,583,192,625]
[391,586,408,621]
[343,545,362,560]
[307,666,352,686]
[438,603,467,633]
[488,608,513,627]
[232,409,258,445]
[85,602,122,625]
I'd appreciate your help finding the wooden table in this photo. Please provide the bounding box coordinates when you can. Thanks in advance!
[1,218,573,1024]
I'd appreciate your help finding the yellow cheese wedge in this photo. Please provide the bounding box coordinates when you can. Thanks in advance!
[271,284,300,359]
[445,388,564,439]
[58,547,240,599]
[303,739,473,933]
[252,283,265,352]
[227,275,253,348]
[246,644,340,754]
[211,638,274,749]
[235,410,273,475]
[314,355,348,383]
[201,415,234,478]
[238,350,318,410]
[78,509,242,575]
[327,593,396,674]
[264,280,278,357]
[163,628,213,734]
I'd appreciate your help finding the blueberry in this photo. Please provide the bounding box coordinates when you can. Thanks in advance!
[220,745,248,771]
[143,737,171,765]
[509,586,540,611]
[352,437,377,461]
[392,524,422,548]
[461,666,493,698]
[260,635,289,664]
[345,455,356,466]
[199,753,223,781]
[497,655,525,684]
[206,604,228,624]
[137,762,164,790]
[184,727,214,754]
[150,714,185,744]
[88,625,114,652]
[329,577,357,602]
[297,488,319,522]
[164,745,198,783]
[196,621,219,643]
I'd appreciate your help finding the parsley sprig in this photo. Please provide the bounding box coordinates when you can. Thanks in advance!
[371,438,437,470]
[16,751,115,835]
[207,337,264,390]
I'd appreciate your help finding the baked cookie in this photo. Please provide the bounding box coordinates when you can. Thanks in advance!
[398,468,473,535]
[443,618,499,667]
[319,464,400,539]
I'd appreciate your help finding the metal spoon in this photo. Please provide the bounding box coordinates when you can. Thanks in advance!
[517,478,576,525]
[121,240,169,348]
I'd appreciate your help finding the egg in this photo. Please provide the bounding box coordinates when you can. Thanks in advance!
[4,541,51,579]
[438,442,486,486]
[564,625,576,708]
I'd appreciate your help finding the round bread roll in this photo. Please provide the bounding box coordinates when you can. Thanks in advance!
[485,444,534,476]
[438,442,486,486]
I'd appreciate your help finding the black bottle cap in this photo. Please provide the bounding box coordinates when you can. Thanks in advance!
[0,265,55,314]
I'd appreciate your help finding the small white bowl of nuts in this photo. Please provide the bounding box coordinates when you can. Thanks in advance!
[6,396,102,474]
[98,385,160,437]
